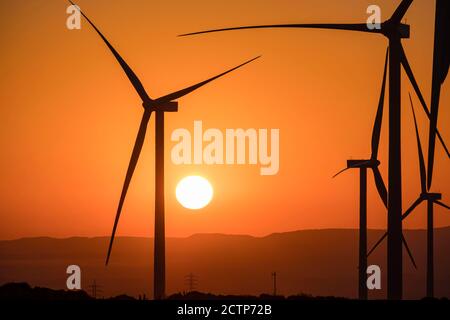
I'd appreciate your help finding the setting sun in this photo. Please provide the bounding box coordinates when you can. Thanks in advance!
[176,176,213,210]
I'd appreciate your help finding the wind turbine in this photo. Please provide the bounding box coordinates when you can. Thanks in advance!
[368,94,449,298]
[179,0,450,299]
[69,1,259,300]
[333,48,416,299]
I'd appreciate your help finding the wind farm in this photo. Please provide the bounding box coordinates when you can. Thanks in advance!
[0,0,449,310]
[180,0,450,300]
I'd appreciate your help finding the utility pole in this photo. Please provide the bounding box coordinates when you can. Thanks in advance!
[88,280,102,299]
[271,272,277,296]
[184,273,198,292]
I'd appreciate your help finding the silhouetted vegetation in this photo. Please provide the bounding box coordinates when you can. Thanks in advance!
[0,282,92,300]
[108,294,136,300]
[166,291,348,300]
[0,283,349,301]
[2,283,448,301]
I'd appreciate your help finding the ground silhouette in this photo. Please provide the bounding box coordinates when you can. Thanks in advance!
[0,283,348,300]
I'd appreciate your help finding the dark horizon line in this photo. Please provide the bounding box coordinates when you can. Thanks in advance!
[2,225,450,242]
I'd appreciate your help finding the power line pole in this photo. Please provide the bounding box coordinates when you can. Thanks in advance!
[88,280,102,299]
[271,272,277,296]
[184,273,198,292]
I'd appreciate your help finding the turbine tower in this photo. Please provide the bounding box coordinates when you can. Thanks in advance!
[70,1,259,300]
[180,0,449,299]
[334,50,389,300]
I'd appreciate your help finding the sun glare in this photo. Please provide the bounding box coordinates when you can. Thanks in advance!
[176,176,213,210]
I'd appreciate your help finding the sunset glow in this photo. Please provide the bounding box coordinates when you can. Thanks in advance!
[0,0,448,239]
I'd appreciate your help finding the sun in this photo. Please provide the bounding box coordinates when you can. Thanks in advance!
[176,176,213,210]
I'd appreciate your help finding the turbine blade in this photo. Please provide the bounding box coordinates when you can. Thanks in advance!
[427,104,439,190]
[435,200,450,210]
[402,197,424,220]
[400,45,450,159]
[332,167,350,178]
[371,47,389,160]
[106,109,152,265]
[367,231,417,270]
[390,0,413,23]
[155,56,260,104]
[367,232,387,257]
[371,166,388,208]
[408,93,427,193]
[402,234,417,269]
[69,1,150,102]
[428,0,450,189]
[179,23,379,37]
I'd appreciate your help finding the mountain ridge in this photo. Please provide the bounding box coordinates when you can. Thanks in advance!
[3,226,450,242]
[1,228,449,299]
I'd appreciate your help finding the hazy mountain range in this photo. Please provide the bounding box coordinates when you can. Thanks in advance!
[0,228,449,299]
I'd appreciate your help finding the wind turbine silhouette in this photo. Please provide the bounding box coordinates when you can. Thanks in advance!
[427,0,450,191]
[180,0,449,299]
[69,1,259,300]
[368,94,449,298]
[333,48,416,299]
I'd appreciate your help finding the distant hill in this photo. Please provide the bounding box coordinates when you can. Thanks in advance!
[0,228,449,299]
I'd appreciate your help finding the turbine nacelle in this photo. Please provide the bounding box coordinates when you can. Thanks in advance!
[381,21,410,39]
[143,100,179,113]
[347,159,380,169]
[421,192,442,201]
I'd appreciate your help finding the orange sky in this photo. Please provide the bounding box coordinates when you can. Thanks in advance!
[0,0,449,239]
